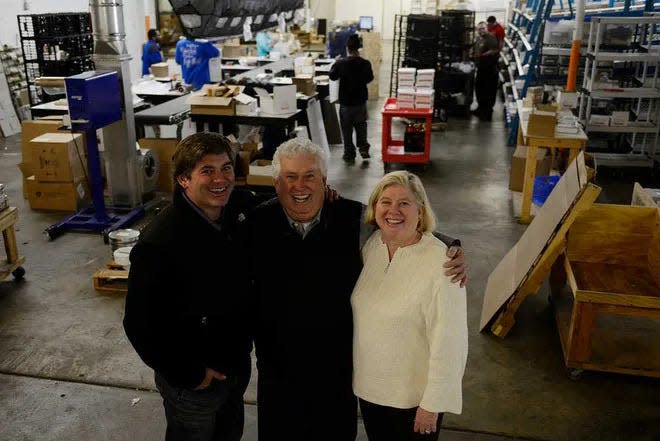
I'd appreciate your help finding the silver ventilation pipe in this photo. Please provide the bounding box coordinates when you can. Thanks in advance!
[89,0,141,207]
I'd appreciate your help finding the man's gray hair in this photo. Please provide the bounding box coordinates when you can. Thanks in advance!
[272,138,329,178]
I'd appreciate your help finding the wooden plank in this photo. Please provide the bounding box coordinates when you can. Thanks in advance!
[92,267,128,294]
[576,289,660,309]
[2,226,18,263]
[563,254,579,295]
[489,184,602,338]
[571,261,660,299]
[0,207,18,232]
[491,239,567,337]
[567,205,659,266]
[567,301,596,362]
[0,256,25,281]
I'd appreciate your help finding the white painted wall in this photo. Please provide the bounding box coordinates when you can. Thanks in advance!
[310,0,335,25]
[333,0,413,39]
[0,0,154,82]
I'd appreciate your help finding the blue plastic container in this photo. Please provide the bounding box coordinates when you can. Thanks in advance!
[532,175,560,206]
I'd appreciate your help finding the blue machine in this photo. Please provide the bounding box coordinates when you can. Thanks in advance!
[45,71,145,240]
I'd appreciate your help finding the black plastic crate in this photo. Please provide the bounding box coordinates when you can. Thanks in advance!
[407,15,440,38]
[24,62,41,82]
[18,13,92,39]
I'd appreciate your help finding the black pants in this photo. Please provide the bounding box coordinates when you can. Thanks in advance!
[339,103,369,156]
[474,66,499,118]
[257,373,358,441]
[155,372,249,441]
[359,398,444,441]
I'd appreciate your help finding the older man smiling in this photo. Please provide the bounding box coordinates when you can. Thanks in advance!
[248,138,467,441]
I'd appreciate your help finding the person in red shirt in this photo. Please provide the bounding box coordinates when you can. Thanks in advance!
[487,16,505,50]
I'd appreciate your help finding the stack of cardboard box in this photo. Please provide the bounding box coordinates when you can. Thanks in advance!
[19,121,90,211]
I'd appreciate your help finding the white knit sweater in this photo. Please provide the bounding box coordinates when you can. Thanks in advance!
[351,231,468,414]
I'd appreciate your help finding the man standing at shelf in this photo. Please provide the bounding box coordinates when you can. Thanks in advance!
[142,29,163,77]
[487,16,505,51]
[473,22,500,122]
[329,33,374,163]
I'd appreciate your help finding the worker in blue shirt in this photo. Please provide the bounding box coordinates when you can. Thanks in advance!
[256,32,273,57]
[141,29,163,76]
[175,38,220,90]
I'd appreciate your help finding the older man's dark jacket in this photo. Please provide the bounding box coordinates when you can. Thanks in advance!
[250,197,364,441]
[124,186,257,389]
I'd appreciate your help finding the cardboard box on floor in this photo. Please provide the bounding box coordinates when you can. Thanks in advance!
[20,120,66,176]
[30,132,87,183]
[138,138,178,193]
[509,145,552,192]
[25,175,90,211]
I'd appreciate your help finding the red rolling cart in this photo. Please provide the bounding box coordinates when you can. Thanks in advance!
[381,97,433,166]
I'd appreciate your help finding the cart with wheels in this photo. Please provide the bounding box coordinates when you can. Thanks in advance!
[1,207,26,281]
[381,97,433,168]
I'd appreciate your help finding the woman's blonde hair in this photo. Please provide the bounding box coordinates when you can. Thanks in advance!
[365,171,437,233]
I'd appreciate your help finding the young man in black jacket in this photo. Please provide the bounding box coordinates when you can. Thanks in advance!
[124,132,257,441]
[329,33,374,162]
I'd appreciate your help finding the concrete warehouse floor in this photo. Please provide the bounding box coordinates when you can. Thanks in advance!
[1,94,660,440]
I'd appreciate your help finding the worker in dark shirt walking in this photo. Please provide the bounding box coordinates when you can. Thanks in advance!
[329,34,374,163]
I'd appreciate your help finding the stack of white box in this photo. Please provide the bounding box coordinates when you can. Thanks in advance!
[414,89,435,110]
[415,69,435,89]
[397,68,416,88]
[397,88,416,109]
[397,68,417,109]
[414,68,435,110]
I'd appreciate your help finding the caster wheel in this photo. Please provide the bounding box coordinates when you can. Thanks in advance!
[12,266,25,280]
[567,368,583,381]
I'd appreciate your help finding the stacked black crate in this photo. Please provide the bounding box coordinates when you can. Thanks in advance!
[18,13,95,106]
[404,15,441,120]
[437,10,475,117]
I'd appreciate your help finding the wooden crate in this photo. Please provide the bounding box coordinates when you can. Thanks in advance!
[1,207,26,281]
[92,261,128,294]
[553,204,660,378]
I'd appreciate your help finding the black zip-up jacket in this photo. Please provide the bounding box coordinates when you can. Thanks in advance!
[329,55,374,106]
[123,186,257,389]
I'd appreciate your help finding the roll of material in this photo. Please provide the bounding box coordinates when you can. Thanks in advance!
[35,77,66,87]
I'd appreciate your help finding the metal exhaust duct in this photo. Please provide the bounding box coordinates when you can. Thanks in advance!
[89,0,141,207]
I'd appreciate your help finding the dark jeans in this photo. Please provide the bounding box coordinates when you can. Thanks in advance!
[155,372,249,441]
[339,103,369,156]
[359,398,444,441]
[474,66,499,118]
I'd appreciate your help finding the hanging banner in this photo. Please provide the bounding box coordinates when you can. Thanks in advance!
[169,0,304,39]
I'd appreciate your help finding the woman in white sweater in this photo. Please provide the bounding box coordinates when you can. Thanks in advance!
[351,171,468,441]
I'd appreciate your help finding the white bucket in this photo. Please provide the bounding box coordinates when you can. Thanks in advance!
[113,246,133,269]
[108,229,140,257]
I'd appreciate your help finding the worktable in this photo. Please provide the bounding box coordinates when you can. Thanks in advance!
[517,100,588,224]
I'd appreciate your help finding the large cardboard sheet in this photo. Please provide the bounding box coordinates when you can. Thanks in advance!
[480,153,587,331]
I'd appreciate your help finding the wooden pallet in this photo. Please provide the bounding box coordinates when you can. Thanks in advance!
[92,261,128,294]
[1,207,26,281]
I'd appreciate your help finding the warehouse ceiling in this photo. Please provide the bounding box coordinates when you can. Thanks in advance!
[168,0,304,39]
